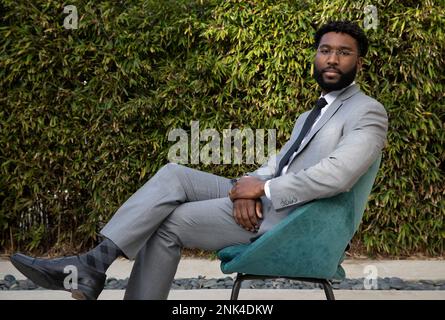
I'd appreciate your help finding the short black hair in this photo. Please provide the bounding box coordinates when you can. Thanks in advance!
[314,20,368,57]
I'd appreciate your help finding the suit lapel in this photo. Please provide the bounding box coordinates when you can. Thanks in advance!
[293,84,360,156]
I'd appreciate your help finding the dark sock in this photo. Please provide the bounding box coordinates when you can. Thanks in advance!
[79,238,123,273]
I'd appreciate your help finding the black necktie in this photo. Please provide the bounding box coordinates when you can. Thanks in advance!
[275,97,328,176]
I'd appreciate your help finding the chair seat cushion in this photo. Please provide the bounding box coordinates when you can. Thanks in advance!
[217,156,381,281]
[218,193,354,280]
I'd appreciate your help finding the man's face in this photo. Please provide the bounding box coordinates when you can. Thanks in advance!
[313,32,363,93]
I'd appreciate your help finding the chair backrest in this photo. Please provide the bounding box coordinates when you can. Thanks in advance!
[219,155,382,279]
[351,155,382,231]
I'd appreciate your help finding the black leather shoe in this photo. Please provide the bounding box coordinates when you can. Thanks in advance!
[10,253,106,300]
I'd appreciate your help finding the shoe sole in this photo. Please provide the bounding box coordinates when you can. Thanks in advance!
[10,256,96,300]
[10,257,63,291]
[71,289,87,300]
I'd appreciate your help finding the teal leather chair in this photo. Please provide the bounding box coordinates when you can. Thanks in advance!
[218,156,381,300]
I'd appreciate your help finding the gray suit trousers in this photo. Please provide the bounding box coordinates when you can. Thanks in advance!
[100,163,256,299]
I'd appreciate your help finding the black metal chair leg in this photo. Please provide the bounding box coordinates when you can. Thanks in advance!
[321,280,335,300]
[230,274,335,300]
[230,273,243,300]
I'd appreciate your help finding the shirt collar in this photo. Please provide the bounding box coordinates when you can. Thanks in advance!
[321,81,355,107]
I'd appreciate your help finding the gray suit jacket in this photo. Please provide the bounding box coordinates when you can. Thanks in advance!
[249,84,388,231]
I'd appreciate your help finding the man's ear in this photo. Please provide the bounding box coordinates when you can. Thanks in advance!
[356,57,364,71]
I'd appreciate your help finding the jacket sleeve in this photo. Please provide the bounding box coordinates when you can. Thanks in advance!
[267,101,388,211]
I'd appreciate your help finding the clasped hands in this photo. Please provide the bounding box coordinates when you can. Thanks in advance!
[228,176,265,233]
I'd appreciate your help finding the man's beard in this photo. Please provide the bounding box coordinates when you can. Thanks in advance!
[313,64,357,92]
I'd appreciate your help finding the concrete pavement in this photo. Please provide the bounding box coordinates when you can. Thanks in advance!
[0,257,444,300]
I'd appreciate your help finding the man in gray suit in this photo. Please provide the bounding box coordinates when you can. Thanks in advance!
[11,20,388,300]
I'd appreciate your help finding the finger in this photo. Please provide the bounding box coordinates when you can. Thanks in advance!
[245,201,258,231]
[233,200,240,225]
[228,188,236,201]
[255,200,263,219]
[240,201,254,230]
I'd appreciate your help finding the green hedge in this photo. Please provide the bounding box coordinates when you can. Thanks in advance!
[1,0,443,256]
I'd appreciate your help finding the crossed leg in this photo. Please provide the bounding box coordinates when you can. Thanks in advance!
[99,163,255,299]
[124,197,254,299]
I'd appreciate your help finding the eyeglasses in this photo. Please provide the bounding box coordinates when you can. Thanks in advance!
[317,48,357,58]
